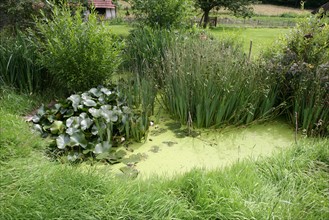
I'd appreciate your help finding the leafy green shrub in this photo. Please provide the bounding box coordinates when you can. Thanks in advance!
[34,4,124,93]
[131,0,192,29]
[264,15,329,136]
[0,31,46,93]
[160,38,282,128]
[32,86,149,162]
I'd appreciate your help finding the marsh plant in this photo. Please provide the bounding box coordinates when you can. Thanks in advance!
[32,86,149,162]
[124,27,205,87]
[0,31,45,93]
[117,74,157,117]
[124,26,175,82]
[160,38,281,128]
[265,15,329,136]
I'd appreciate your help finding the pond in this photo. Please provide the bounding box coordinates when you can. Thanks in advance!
[112,115,296,178]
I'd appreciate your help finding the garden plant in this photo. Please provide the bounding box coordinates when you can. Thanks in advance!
[34,2,124,93]
[265,13,329,136]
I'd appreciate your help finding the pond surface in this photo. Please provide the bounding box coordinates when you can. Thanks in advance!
[112,116,295,178]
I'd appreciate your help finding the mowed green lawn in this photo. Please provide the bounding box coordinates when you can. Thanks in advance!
[109,24,132,37]
[110,24,291,58]
[209,27,290,57]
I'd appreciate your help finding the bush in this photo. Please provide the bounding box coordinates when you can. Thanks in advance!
[34,3,124,93]
[0,0,45,30]
[264,15,329,137]
[131,0,192,29]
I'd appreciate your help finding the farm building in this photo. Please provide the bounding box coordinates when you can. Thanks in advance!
[88,0,116,19]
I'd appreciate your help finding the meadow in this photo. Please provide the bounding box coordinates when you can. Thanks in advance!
[1,2,328,219]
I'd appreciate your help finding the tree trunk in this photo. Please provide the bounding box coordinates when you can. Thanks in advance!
[203,9,211,28]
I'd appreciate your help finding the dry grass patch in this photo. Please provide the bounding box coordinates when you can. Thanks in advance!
[216,4,311,16]
[252,4,311,16]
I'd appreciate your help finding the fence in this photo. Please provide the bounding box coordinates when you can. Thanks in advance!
[192,17,297,28]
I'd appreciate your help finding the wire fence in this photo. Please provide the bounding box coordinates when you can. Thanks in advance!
[192,17,297,28]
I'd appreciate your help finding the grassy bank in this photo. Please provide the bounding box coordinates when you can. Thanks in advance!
[1,88,328,219]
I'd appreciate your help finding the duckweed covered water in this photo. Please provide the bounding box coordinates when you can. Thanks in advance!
[113,117,296,178]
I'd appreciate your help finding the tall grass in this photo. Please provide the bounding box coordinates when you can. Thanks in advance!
[1,138,328,218]
[160,37,282,128]
[123,27,284,128]
[0,31,44,93]
[124,26,175,81]
[123,26,204,86]
[122,26,196,126]
[114,73,157,141]
[0,88,47,161]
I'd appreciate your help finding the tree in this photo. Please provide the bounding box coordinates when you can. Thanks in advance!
[195,0,259,28]
[0,0,88,30]
[130,0,192,29]
[0,0,45,29]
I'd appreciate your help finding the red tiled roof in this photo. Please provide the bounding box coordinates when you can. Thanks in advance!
[88,0,115,9]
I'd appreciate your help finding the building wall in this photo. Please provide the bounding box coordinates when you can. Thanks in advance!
[105,8,116,19]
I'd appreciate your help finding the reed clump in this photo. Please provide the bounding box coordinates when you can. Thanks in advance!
[0,31,45,93]
[159,37,281,128]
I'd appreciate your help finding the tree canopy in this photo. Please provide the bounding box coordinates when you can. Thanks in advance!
[130,0,192,29]
[0,0,88,30]
[195,0,259,28]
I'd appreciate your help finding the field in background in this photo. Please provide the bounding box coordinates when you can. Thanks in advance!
[117,1,312,15]
[252,4,312,16]
[113,3,305,57]
[207,4,311,28]
[109,24,131,36]
[209,27,290,57]
[109,25,290,58]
